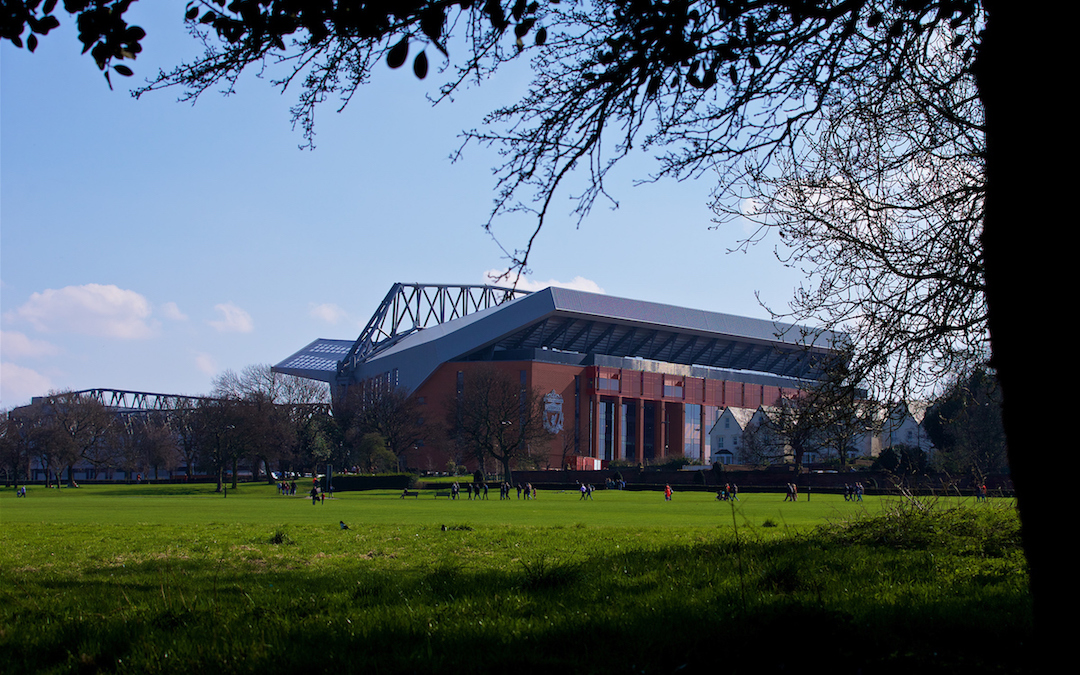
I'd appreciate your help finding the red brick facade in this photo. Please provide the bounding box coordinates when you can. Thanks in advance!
[403,360,801,473]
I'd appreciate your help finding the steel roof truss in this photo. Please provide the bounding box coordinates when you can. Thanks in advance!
[563,321,596,352]
[583,323,617,354]
[668,335,698,363]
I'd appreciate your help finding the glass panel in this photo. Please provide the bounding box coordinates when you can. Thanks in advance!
[643,401,656,461]
[620,401,636,461]
[597,399,615,461]
[683,403,701,461]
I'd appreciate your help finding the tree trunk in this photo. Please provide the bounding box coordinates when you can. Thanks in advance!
[500,455,512,487]
[977,1,1062,660]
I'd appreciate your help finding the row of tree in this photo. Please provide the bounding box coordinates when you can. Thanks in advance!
[0,365,408,490]
[734,364,1006,482]
[0,363,559,490]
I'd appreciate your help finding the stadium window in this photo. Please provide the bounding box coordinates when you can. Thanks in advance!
[663,379,683,398]
[598,376,619,392]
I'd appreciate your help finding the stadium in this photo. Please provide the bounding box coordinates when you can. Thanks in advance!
[274,283,847,471]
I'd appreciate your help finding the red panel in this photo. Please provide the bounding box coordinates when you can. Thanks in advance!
[642,372,663,398]
[705,379,724,406]
[685,376,704,404]
[745,384,763,408]
[724,381,742,407]
[762,385,783,406]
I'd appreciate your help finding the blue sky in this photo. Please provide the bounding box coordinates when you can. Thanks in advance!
[1,5,804,408]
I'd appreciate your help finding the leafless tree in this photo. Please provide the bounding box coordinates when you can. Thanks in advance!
[717,29,985,401]
[213,364,329,481]
[335,386,427,469]
[0,406,49,488]
[191,398,248,492]
[447,366,552,483]
[110,414,181,481]
[45,390,116,485]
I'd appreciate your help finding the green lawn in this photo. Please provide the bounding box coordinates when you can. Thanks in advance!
[0,484,1032,674]
[0,481,949,528]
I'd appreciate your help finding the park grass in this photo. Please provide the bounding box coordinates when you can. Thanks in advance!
[0,485,1032,673]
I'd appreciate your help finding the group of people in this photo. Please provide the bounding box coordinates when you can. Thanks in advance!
[715,483,739,501]
[843,483,865,501]
[783,482,799,501]
[579,482,595,500]
[448,481,491,499]
[448,481,538,500]
[277,480,299,496]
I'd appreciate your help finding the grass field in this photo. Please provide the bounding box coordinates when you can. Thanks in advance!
[0,484,1033,674]
[2,482,901,527]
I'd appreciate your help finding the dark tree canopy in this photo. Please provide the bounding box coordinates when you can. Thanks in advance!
[924,365,1006,480]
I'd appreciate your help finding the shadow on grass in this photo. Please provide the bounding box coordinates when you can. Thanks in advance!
[1,506,1033,674]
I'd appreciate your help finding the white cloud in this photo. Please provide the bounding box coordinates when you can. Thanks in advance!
[309,302,347,325]
[208,303,254,333]
[194,352,218,375]
[8,283,156,339]
[1,330,61,359]
[160,301,188,321]
[483,271,606,294]
[0,362,52,407]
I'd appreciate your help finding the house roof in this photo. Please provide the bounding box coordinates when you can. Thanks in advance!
[709,406,758,435]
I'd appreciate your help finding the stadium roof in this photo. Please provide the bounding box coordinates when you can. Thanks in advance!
[273,284,848,390]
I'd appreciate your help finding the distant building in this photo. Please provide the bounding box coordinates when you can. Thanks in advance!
[879,400,935,456]
[275,283,848,472]
[707,406,756,464]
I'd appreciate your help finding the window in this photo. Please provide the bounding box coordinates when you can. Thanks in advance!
[598,376,620,392]
[663,380,683,398]
[684,403,701,460]
[597,399,615,461]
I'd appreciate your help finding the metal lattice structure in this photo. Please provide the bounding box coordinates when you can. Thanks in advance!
[51,389,215,414]
[38,389,328,418]
[338,283,531,374]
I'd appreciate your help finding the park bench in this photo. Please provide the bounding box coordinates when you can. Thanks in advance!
[434,491,452,499]
[400,490,419,499]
